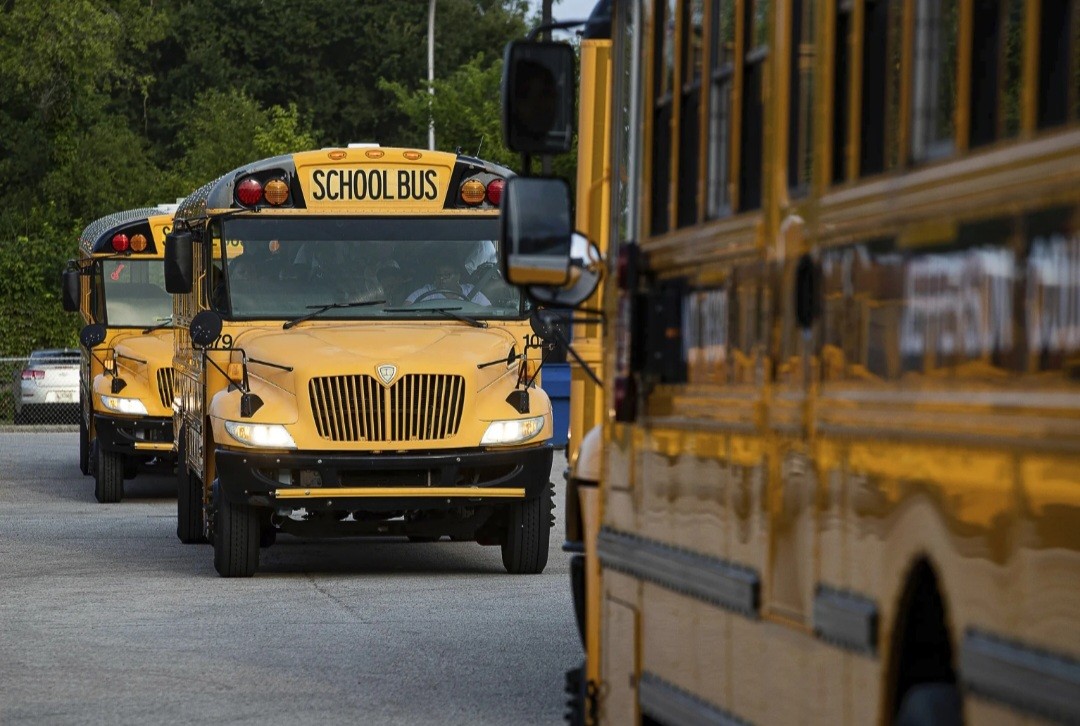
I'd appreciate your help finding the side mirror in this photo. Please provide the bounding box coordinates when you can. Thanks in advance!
[500,176,573,287]
[80,323,107,350]
[164,230,193,294]
[61,266,80,312]
[189,310,222,349]
[501,40,575,155]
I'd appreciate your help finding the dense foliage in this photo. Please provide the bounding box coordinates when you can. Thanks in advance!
[0,0,570,355]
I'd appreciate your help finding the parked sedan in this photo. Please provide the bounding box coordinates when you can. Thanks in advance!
[14,349,80,424]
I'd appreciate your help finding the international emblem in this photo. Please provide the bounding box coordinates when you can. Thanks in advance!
[377,364,397,386]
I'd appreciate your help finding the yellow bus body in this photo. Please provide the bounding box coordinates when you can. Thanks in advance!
[171,146,556,576]
[566,0,1080,723]
[73,206,178,501]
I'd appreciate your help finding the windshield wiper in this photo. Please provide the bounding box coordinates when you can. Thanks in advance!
[283,300,386,329]
[142,317,173,334]
[383,306,487,328]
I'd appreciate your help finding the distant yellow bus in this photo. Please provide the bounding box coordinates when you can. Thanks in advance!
[164,146,556,577]
[61,205,178,503]
[502,0,1080,723]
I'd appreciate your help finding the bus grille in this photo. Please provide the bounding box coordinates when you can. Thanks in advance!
[156,368,175,410]
[309,374,465,442]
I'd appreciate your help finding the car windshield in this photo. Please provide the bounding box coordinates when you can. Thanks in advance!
[28,351,79,366]
[101,260,172,327]
[216,217,525,321]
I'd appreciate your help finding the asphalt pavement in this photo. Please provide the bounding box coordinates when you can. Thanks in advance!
[0,430,578,725]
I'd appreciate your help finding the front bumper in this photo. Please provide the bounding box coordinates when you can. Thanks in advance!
[215,444,554,511]
[93,413,175,458]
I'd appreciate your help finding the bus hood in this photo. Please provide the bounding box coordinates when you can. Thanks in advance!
[100,329,175,416]
[111,329,173,365]
[233,324,521,385]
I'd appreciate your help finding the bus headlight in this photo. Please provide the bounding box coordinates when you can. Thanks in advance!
[480,416,545,446]
[224,421,296,449]
[99,395,148,415]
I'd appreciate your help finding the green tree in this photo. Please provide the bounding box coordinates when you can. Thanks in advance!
[381,54,514,165]
[170,89,319,194]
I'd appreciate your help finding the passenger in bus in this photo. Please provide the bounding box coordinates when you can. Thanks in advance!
[405,262,491,305]
[463,240,497,275]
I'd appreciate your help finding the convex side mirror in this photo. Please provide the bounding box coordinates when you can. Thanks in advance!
[500,177,602,308]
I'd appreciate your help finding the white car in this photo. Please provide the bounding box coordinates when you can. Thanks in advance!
[14,349,80,425]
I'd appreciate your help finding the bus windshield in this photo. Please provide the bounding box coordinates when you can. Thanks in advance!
[101,259,172,327]
[217,217,525,320]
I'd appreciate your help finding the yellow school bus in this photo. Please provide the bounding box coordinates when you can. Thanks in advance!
[163,146,555,577]
[502,0,1080,723]
[61,205,179,503]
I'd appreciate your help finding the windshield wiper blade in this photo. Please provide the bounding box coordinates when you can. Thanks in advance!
[142,317,173,334]
[283,300,386,329]
[383,306,487,328]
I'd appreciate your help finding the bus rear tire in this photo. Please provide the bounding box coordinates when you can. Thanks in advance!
[177,474,208,544]
[213,492,259,577]
[175,434,207,544]
[79,418,90,476]
[94,443,124,503]
[895,683,962,726]
[500,483,553,574]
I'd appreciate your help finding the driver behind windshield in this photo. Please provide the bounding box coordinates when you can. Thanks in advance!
[405,261,491,306]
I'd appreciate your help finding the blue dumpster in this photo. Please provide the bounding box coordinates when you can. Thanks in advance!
[544,363,571,448]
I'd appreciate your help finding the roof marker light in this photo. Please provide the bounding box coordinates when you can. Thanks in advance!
[111,234,130,252]
[461,179,486,206]
[129,233,148,252]
[486,178,505,206]
[263,179,289,206]
[236,178,263,207]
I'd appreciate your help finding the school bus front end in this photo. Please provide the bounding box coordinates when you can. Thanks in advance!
[168,147,555,577]
[64,206,178,503]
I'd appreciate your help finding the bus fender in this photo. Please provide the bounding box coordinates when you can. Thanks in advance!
[570,424,602,484]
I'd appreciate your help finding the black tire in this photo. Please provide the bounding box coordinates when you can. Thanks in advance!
[501,483,554,574]
[176,435,207,544]
[94,443,124,503]
[177,468,207,543]
[895,683,962,726]
[213,491,260,577]
[79,418,90,475]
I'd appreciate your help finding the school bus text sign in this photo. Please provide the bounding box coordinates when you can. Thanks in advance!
[297,164,453,208]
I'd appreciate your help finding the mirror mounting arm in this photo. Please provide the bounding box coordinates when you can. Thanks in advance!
[548,325,603,389]
[526,19,587,42]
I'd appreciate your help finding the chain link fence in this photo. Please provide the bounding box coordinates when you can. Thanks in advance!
[1,355,80,427]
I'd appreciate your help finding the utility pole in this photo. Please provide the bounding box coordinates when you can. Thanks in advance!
[541,0,553,175]
[428,0,436,150]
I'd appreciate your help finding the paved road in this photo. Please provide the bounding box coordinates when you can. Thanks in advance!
[0,431,579,725]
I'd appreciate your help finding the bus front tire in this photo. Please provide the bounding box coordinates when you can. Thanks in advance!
[213,492,260,577]
[94,443,124,503]
[500,483,553,574]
